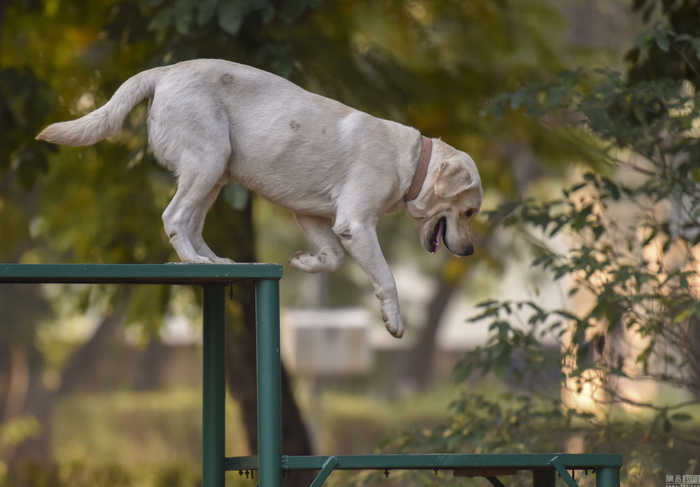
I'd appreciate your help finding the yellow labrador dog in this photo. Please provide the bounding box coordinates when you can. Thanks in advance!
[37,59,482,338]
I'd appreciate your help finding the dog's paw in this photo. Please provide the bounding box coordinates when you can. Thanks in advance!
[182,255,215,264]
[210,256,236,264]
[290,248,344,273]
[380,308,405,339]
[289,252,326,273]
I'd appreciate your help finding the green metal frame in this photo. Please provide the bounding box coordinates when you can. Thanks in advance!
[0,264,622,487]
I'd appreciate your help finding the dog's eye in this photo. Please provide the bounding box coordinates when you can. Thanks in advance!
[465,209,475,218]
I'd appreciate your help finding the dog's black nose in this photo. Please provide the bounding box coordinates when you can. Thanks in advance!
[461,244,474,256]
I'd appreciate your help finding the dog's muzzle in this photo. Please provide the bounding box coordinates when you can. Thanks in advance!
[458,244,474,256]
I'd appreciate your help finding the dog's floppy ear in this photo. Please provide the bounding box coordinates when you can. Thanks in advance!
[434,158,474,199]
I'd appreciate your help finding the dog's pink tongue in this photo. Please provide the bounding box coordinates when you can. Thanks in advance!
[434,219,445,251]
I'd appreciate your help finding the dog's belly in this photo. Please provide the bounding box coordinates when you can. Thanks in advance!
[227,147,342,218]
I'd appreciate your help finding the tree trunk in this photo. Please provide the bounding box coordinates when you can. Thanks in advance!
[688,316,700,398]
[211,196,314,487]
[133,336,170,390]
[405,270,460,390]
[227,286,313,455]
[3,344,30,421]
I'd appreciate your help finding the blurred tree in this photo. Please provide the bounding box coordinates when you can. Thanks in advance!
[625,0,700,402]
[1,2,320,482]
[354,2,700,485]
[0,0,633,479]
[424,0,700,482]
[0,0,57,468]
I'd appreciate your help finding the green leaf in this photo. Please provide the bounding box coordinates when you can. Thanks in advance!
[656,33,670,52]
[592,224,605,241]
[197,0,219,26]
[569,182,587,193]
[222,183,250,210]
[279,0,320,23]
[670,412,692,422]
[217,1,246,35]
[554,310,579,322]
[148,8,173,32]
[216,0,270,35]
[510,90,525,110]
[672,307,693,324]
[174,4,193,35]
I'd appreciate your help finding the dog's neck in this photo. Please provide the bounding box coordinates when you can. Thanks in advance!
[404,136,432,202]
[404,138,449,220]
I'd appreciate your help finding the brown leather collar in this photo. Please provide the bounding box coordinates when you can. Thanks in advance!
[404,135,432,202]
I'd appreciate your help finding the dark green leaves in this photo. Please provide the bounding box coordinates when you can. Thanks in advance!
[147,0,318,38]
[197,0,218,26]
[0,67,55,188]
[469,22,700,447]
[217,0,272,35]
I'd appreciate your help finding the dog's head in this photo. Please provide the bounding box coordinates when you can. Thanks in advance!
[406,139,482,257]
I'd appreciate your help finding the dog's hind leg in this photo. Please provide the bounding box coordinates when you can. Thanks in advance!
[190,181,235,264]
[290,214,345,272]
[161,150,230,264]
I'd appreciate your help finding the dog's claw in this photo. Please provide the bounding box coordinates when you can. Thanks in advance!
[381,310,404,339]
[387,327,404,338]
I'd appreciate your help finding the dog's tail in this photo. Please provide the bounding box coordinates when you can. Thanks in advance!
[36,67,164,146]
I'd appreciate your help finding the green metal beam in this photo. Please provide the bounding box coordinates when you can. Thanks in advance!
[309,456,338,487]
[225,456,258,471]
[225,453,622,471]
[0,263,282,284]
[284,454,621,470]
[549,456,580,487]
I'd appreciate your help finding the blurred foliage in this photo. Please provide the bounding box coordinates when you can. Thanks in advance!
[373,2,700,486]
[470,14,700,415]
[627,0,700,84]
[0,0,673,484]
[52,388,249,462]
[1,459,253,487]
[0,67,55,188]
[0,387,251,487]
[0,417,40,481]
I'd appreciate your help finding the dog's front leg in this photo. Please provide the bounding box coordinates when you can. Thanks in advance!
[332,219,404,338]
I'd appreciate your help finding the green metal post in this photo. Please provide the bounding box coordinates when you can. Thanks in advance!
[533,469,555,487]
[203,285,226,487]
[596,468,620,487]
[256,278,282,487]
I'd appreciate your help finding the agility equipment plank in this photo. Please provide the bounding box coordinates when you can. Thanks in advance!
[0,264,621,487]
